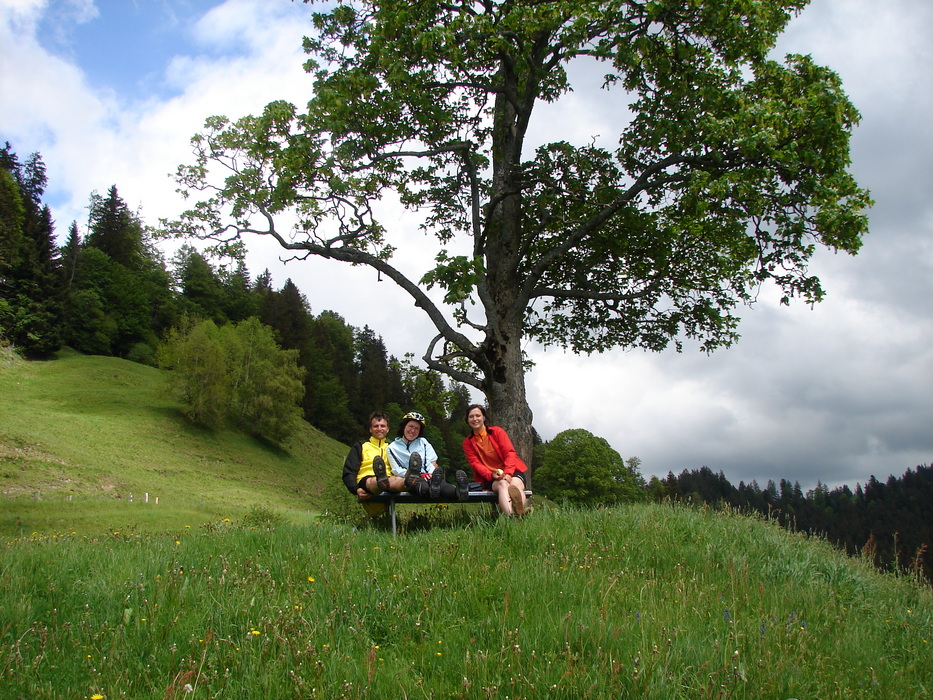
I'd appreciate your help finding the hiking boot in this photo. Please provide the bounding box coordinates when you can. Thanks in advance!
[404,452,422,490]
[428,465,445,498]
[455,469,469,502]
[373,455,390,492]
[508,483,527,517]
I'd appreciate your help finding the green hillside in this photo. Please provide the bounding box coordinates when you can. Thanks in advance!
[0,347,349,535]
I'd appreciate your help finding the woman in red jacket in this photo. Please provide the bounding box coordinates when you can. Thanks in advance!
[462,404,529,516]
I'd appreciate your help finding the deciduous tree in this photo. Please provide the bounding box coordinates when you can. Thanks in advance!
[170,0,870,461]
[536,428,644,505]
[158,316,306,442]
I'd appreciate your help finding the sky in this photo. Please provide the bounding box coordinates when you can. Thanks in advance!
[1,0,931,491]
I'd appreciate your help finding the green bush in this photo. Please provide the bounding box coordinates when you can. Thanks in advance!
[536,428,645,506]
[157,316,305,442]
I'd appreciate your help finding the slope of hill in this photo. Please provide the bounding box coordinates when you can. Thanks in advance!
[0,347,349,534]
[2,503,932,697]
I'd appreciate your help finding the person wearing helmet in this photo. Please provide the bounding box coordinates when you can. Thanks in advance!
[389,412,469,501]
[342,412,419,505]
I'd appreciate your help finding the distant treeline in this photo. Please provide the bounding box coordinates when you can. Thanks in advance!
[647,465,933,584]
[0,143,473,462]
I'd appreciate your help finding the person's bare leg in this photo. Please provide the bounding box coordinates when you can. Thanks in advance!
[493,479,513,515]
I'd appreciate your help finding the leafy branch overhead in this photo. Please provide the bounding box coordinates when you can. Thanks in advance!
[166,0,870,453]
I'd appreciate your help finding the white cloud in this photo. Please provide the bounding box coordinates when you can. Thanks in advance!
[0,0,47,24]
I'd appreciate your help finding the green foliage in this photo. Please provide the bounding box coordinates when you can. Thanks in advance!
[221,317,306,443]
[0,167,25,274]
[158,317,228,426]
[62,288,116,354]
[0,147,63,357]
[536,428,645,506]
[64,188,174,358]
[172,244,229,323]
[2,506,931,698]
[653,465,933,584]
[158,316,305,443]
[240,504,287,528]
[86,185,144,269]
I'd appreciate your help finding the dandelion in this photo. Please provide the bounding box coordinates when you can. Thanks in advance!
[91,695,104,700]
[307,576,315,583]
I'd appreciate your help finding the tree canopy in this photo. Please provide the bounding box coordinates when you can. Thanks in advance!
[536,428,645,505]
[169,0,870,460]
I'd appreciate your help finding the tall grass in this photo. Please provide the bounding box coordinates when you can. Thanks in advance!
[2,504,930,698]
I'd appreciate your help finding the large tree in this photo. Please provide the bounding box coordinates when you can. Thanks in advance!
[169,0,870,461]
[87,186,144,270]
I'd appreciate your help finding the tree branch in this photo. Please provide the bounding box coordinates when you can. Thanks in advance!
[243,214,481,362]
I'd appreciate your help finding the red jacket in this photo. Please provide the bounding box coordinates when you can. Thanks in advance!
[462,426,528,484]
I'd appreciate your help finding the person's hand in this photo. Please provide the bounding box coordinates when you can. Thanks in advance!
[493,468,504,481]
[357,487,371,499]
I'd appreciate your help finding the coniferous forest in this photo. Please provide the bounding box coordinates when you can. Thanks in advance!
[646,465,933,585]
[1,142,931,584]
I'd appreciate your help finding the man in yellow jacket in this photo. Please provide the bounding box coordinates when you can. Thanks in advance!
[342,412,418,500]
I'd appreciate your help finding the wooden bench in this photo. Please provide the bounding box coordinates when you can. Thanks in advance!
[360,488,532,536]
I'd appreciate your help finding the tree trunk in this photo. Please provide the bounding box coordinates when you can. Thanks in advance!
[478,61,537,468]
[482,329,535,473]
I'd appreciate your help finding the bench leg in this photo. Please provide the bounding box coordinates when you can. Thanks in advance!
[389,497,397,537]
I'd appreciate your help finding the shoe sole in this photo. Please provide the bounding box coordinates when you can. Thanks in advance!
[508,483,526,516]
[373,456,390,492]
[405,452,422,489]
[455,470,469,502]
[429,468,444,498]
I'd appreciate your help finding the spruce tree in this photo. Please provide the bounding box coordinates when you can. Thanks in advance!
[0,147,62,356]
[86,186,143,270]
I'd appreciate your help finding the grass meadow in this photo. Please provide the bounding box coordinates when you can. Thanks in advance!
[0,348,346,535]
[2,349,932,698]
[2,504,931,699]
